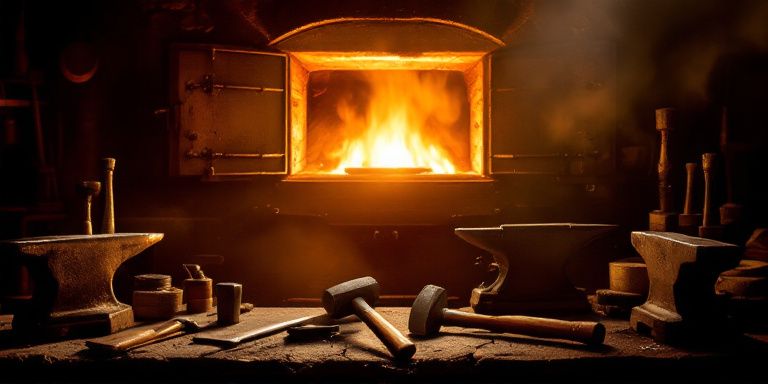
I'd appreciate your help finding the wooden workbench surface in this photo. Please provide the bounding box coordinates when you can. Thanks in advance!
[0,307,766,382]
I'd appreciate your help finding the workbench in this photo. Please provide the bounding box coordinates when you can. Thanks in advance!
[0,307,766,383]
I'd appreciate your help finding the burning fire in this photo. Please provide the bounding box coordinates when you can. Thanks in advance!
[305,70,470,175]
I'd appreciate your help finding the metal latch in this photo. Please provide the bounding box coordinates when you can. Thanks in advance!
[185,147,285,160]
[186,74,283,94]
[186,74,215,93]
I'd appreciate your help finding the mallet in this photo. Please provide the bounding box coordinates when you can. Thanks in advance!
[322,276,416,360]
[409,285,605,345]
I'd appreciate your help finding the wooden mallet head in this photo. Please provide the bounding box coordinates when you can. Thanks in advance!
[322,276,380,318]
[408,285,447,336]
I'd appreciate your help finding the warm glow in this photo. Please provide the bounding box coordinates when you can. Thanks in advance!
[304,70,471,175]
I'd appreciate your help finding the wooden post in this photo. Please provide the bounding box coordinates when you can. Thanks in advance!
[101,158,116,234]
[699,153,723,239]
[649,108,677,231]
[718,107,744,226]
[677,163,702,235]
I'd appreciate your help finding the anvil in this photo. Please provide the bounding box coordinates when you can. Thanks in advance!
[0,233,163,338]
[455,223,618,314]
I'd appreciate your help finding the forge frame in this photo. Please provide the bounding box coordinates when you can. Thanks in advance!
[286,52,487,180]
[171,18,615,187]
[268,17,505,181]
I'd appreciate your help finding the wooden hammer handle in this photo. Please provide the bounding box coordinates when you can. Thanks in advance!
[442,309,605,345]
[352,297,416,360]
[87,319,184,352]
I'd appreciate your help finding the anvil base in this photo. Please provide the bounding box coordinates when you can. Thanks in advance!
[630,303,683,343]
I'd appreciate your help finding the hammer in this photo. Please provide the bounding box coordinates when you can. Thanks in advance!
[322,276,416,360]
[409,285,605,345]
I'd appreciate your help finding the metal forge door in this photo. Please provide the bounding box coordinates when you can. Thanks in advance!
[170,19,500,181]
[170,19,615,186]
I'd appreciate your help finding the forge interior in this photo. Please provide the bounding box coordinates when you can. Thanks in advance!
[1,0,768,382]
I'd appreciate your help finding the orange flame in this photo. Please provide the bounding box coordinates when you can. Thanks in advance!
[307,70,470,175]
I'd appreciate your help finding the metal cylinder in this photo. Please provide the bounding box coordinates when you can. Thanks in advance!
[216,282,242,325]
[683,163,696,215]
[101,157,116,234]
[702,153,716,227]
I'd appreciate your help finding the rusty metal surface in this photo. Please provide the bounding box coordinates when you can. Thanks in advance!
[0,233,163,337]
[171,46,287,176]
[489,42,616,177]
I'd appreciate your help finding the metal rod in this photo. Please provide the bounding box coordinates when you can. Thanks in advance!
[186,151,285,159]
[206,169,287,177]
[701,153,716,227]
[101,158,116,234]
[215,153,284,159]
[493,153,565,159]
[492,151,599,160]
[212,84,284,92]
[683,163,696,215]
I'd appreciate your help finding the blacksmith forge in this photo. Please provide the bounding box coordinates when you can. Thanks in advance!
[1,0,768,382]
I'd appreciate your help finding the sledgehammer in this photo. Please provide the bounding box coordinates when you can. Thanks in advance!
[323,276,416,360]
[409,285,605,345]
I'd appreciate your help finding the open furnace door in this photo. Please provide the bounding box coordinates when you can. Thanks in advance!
[171,45,287,177]
[489,42,616,177]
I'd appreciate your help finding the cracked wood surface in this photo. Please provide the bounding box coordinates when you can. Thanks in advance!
[0,307,766,382]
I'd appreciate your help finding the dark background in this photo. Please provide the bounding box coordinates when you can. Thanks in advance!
[0,0,766,305]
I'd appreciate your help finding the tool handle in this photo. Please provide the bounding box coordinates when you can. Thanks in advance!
[442,309,605,345]
[352,297,416,360]
[87,319,184,352]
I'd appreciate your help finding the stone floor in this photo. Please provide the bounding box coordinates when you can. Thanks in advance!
[0,307,766,383]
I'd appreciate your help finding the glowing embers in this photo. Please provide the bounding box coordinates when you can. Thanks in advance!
[303,70,472,175]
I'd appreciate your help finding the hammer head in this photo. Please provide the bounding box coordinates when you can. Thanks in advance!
[322,276,379,318]
[408,285,447,336]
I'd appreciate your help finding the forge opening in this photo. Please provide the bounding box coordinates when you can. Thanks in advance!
[305,70,471,175]
[288,53,485,179]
